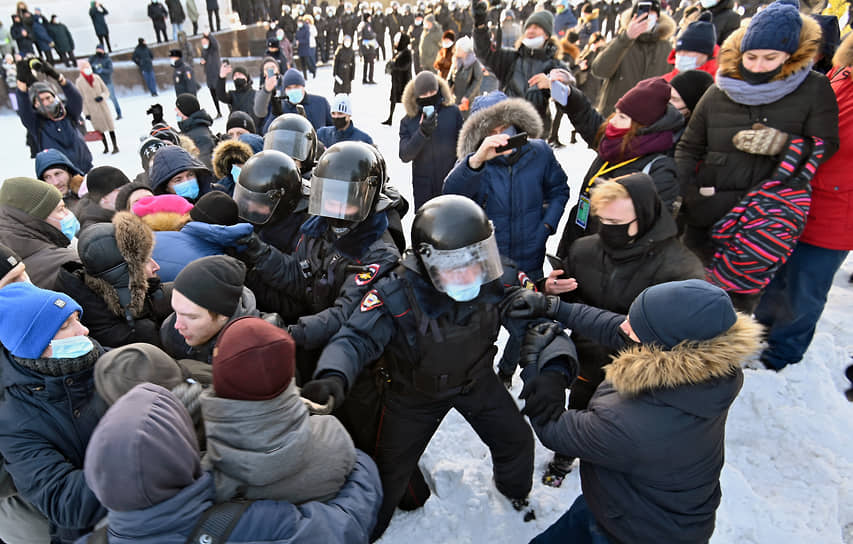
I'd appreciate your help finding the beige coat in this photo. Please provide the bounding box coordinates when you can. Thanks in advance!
[75,73,114,133]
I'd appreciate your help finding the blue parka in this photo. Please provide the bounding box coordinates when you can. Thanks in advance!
[443,97,568,279]
[88,52,114,85]
[152,222,254,281]
[295,23,314,59]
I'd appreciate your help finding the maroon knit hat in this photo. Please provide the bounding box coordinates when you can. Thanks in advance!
[614,77,671,126]
[212,316,295,401]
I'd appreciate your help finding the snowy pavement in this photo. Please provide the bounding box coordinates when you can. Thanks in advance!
[2,58,852,543]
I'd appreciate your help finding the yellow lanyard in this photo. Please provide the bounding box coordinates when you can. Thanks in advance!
[583,157,640,195]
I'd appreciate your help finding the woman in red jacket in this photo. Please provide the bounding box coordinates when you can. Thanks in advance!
[754,32,853,371]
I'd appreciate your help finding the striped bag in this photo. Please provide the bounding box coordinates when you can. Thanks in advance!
[706,137,825,294]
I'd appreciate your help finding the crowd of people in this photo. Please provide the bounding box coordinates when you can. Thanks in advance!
[0,0,851,542]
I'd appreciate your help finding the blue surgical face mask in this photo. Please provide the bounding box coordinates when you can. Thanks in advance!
[60,211,80,241]
[674,54,698,73]
[173,178,199,200]
[445,281,481,302]
[49,335,94,359]
[231,164,242,181]
[286,88,304,104]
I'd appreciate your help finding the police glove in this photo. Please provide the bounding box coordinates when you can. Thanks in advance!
[520,322,564,369]
[28,58,61,82]
[301,375,346,409]
[472,0,488,26]
[233,232,271,266]
[420,111,438,137]
[503,288,560,320]
[519,371,568,423]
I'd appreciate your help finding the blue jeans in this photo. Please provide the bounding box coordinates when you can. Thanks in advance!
[531,495,612,544]
[172,23,184,40]
[141,69,158,95]
[104,81,122,117]
[754,242,849,370]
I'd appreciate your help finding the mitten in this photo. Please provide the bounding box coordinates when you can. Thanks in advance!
[732,123,789,156]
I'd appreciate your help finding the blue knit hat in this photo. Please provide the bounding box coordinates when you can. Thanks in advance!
[238,133,264,154]
[741,0,802,55]
[471,91,509,115]
[0,282,83,359]
[628,279,737,349]
[676,12,716,56]
[282,68,306,88]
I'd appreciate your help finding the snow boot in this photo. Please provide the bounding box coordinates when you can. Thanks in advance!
[542,453,575,487]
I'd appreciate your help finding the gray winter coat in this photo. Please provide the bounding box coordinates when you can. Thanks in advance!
[448,58,483,117]
[418,24,443,74]
[201,381,356,504]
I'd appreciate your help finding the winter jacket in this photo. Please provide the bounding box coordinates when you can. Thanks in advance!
[448,58,484,115]
[473,25,568,126]
[0,348,108,544]
[88,53,114,85]
[76,74,114,133]
[333,46,355,94]
[152,222,254,281]
[147,144,214,199]
[444,98,569,279]
[166,0,186,24]
[74,196,114,231]
[147,2,167,23]
[15,81,92,174]
[533,302,761,544]
[178,111,216,168]
[201,36,220,85]
[399,77,463,210]
[88,5,109,36]
[295,23,314,58]
[799,49,853,250]
[172,59,198,96]
[554,8,579,38]
[662,44,719,83]
[186,0,199,23]
[0,205,79,289]
[419,24,443,74]
[675,18,840,232]
[388,34,413,104]
[30,14,52,49]
[207,0,218,10]
[317,121,374,148]
[10,18,33,55]
[74,452,381,544]
[254,87,332,133]
[132,44,154,73]
[201,381,356,504]
[591,10,676,115]
[215,76,256,117]
[47,21,74,53]
[703,0,740,46]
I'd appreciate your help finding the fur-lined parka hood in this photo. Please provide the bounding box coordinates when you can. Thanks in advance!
[718,14,821,81]
[832,30,853,68]
[604,314,761,403]
[402,75,455,118]
[211,138,254,180]
[81,211,154,318]
[456,97,543,157]
[619,9,676,42]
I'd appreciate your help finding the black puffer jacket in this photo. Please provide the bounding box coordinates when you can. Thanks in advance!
[215,76,256,119]
[703,0,741,46]
[178,111,216,168]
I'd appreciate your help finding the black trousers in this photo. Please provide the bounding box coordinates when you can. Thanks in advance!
[208,9,220,31]
[370,370,534,540]
[154,22,168,43]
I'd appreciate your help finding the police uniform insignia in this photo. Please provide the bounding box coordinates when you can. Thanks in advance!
[360,290,383,312]
[518,272,537,292]
[355,263,381,286]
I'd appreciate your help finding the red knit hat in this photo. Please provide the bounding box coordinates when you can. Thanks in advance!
[132,194,193,217]
[614,77,671,126]
[212,316,295,401]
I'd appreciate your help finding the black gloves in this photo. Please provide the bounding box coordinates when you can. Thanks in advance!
[520,322,564,369]
[301,374,346,409]
[233,232,271,266]
[94,96,104,102]
[519,371,568,423]
[28,58,61,81]
[503,288,560,320]
[85,115,91,120]
[15,59,36,86]
[420,111,438,137]
[472,0,488,26]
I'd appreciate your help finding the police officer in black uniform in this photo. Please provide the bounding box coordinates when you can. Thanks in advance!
[301,194,578,540]
[262,113,322,178]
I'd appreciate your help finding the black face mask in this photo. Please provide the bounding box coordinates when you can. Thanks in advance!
[416,94,439,108]
[234,78,248,90]
[333,116,349,129]
[739,61,784,85]
[598,221,637,249]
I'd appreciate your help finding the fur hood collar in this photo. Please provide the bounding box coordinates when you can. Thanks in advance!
[619,10,676,42]
[82,212,154,318]
[718,14,821,82]
[211,138,253,180]
[456,97,543,157]
[604,314,761,397]
[833,31,853,68]
[402,75,454,118]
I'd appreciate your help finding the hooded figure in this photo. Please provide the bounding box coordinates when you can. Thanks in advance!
[34,148,84,208]
[148,144,215,202]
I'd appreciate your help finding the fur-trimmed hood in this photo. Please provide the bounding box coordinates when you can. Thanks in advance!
[81,211,154,318]
[832,30,853,68]
[456,97,544,157]
[619,9,676,42]
[211,138,254,180]
[604,314,761,401]
[401,75,455,118]
[718,13,821,81]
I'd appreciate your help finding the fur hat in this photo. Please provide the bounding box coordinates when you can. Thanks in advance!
[211,138,254,180]
[132,194,193,232]
[457,92,544,157]
[741,0,802,54]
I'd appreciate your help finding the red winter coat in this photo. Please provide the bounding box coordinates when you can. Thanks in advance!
[799,62,853,250]
[661,44,719,82]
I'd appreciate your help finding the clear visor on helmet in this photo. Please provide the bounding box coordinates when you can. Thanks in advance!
[263,129,312,161]
[234,183,281,224]
[308,176,375,222]
[418,233,503,293]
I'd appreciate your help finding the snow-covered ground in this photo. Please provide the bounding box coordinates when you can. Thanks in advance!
[3,57,852,543]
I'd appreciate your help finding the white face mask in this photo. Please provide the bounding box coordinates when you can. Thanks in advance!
[82,67,93,75]
[442,39,453,48]
[646,13,658,32]
[699,0,718,7]
[674,54,698,72]
[522,35,545,49]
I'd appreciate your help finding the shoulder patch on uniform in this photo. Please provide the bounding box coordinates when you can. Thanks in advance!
[518,271,537,292]
[360,289,384,312]
[355,263,381,286]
